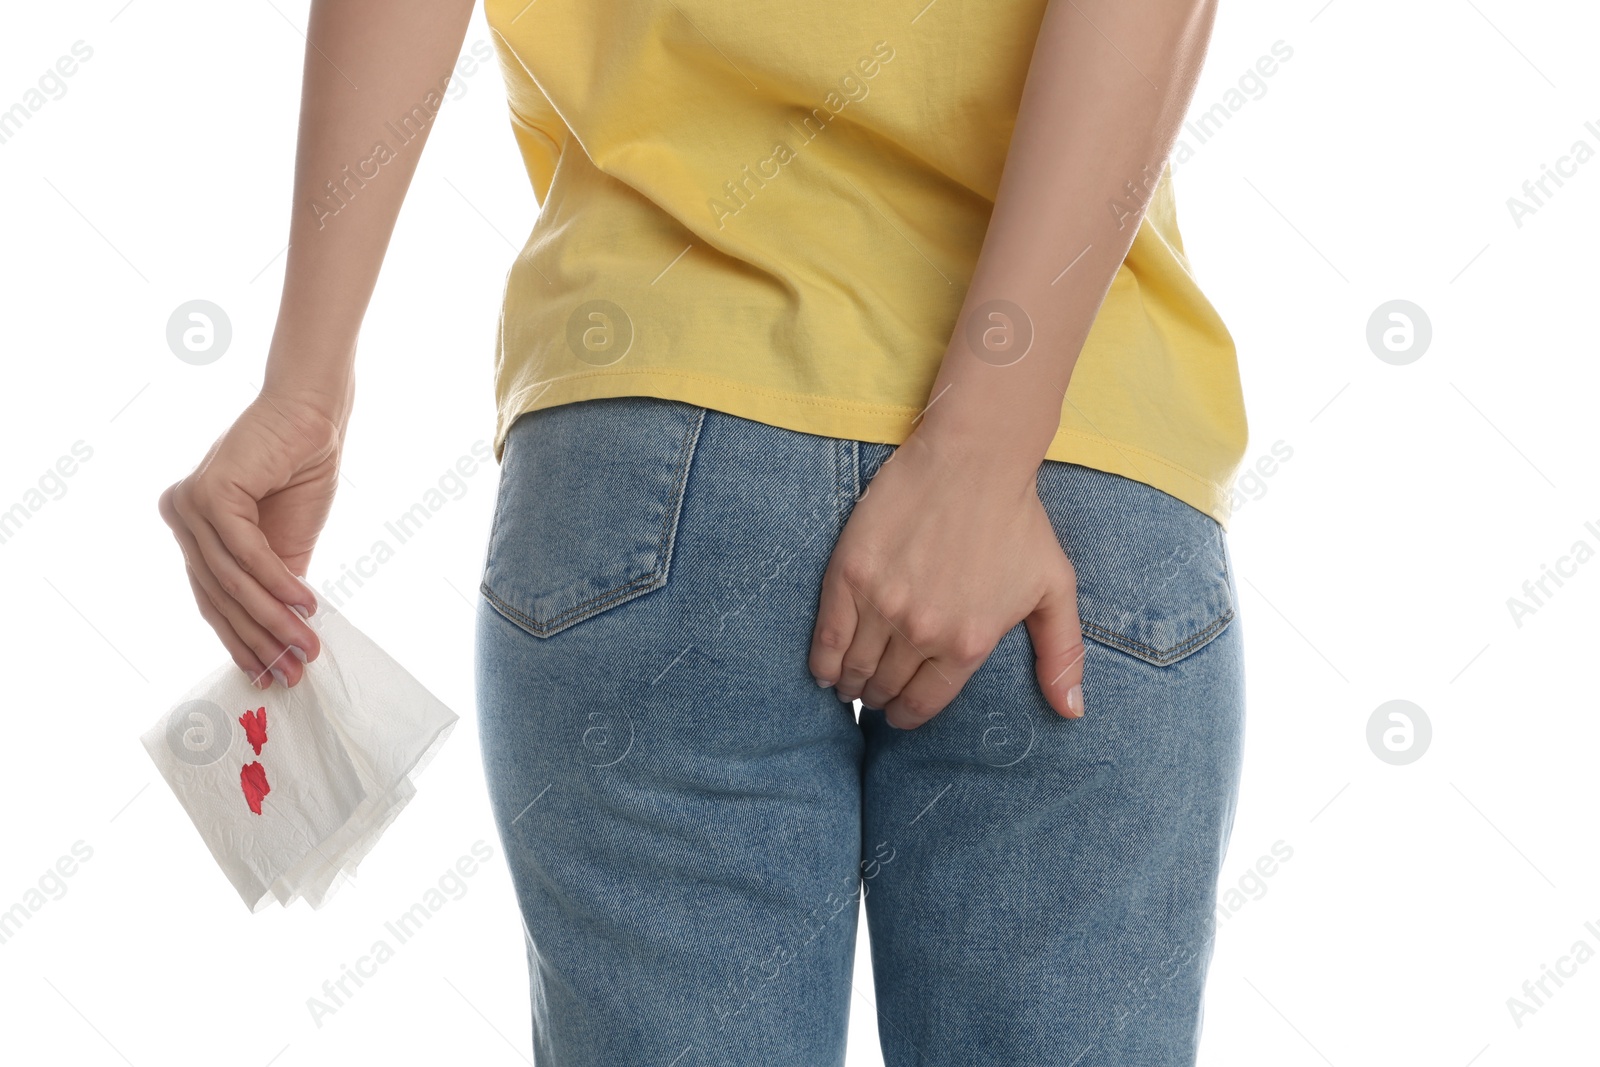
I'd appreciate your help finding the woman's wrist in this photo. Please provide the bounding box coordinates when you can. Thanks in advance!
[910,392,1055,497]
[913,345,1065,492]
[261,335,357,428]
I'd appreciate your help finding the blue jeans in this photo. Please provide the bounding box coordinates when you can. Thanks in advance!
[476,396,1245,1066]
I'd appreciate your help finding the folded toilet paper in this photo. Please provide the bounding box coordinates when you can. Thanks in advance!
[142,606,458,911]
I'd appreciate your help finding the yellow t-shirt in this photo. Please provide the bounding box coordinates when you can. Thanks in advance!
[483,1,1248,527]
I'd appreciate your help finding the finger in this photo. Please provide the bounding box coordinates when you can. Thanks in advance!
[208,509,322,664]
[808,568,860,688]
[1025,570,1087,719]
[170,519,301,688]
[210,507,319,622]
[185,511,317,680]
[882,655,973,729]
[834,606,892,705]
[859,634,926,711]
[186,566,270,689]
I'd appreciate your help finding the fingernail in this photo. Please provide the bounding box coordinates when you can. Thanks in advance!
[1066,684,1084,719]
[251,669,270,690]
[287,645,307,663]
[270,667,287,688]
[814,676,834,687]
[294,575,318,616]
[290,603,309,620]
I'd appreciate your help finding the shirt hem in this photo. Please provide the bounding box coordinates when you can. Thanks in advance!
[494,369,1235,530]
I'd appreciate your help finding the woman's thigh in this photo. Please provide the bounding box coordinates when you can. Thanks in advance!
[858,449,1247,1067]
[475,398,866,1067]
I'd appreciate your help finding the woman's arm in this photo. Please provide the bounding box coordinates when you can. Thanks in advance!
[808,0,1221,727]
[159,0,475,688]
[922,0,1219,470]
[264,0,477,416]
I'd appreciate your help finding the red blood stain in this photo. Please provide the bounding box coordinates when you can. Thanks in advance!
[239,707,268,756]
[241,761,271,815]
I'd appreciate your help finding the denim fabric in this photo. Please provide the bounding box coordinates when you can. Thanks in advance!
[476,396,1245,1067]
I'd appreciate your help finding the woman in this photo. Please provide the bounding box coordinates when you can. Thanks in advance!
[159,0,1247,1063]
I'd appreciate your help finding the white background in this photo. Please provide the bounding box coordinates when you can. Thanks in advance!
[2,1,1597,1064]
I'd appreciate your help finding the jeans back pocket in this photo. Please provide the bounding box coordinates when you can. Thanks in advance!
[480,397,706,638]
[1037,462,1236,667]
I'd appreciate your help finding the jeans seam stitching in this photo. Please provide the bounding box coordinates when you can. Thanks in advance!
[480,573,666,637]
[1080,607,1235,665]
[833,439,850,528]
